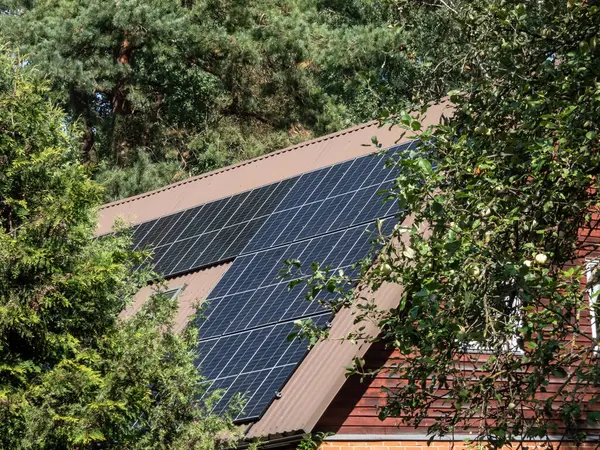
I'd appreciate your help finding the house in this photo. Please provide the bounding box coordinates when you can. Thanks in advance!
[97,102,599,450]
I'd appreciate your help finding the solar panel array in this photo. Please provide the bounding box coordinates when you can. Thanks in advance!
[127,142,413,279]
[197,220,396,420]
[123,140,416,422]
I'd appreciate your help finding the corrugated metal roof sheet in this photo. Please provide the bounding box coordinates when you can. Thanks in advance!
[121,262,231,333]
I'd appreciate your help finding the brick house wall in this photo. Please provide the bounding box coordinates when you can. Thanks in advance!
[320,440,600,450]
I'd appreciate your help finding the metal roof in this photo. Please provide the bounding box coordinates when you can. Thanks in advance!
[99,101,452,439]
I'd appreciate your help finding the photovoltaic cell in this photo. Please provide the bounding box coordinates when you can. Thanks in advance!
[271,202,321,247]
[170,231,218,276]
[253,178,298,218]
[146,211,184,248]
[330,153,379,197]
[205,191,251,233]
[295,192,355,240]
[132,220,158,249]
[240,208,299,254]
[304,160,353,204]
[167,205,204,242]
[276,167,330,211]
[177,198,229,241]
[219,218,265,260]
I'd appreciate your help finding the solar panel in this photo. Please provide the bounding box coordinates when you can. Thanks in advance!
[107,141,417,421]
[197,220,397,421]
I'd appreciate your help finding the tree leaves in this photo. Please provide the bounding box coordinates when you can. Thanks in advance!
[329,0,600,447]
[0,53,239,449]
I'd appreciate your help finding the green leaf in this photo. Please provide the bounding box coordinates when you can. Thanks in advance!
[417,158,433,175]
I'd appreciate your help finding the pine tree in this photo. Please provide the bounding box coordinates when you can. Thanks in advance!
[0,0,441,200]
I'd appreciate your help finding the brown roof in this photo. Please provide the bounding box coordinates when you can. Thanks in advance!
[121,262,232,334]
[100,101,452,440]
[98,102,451,234]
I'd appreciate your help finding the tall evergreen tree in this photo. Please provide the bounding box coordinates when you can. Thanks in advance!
[0,51,238,449]
[0,0,437,200]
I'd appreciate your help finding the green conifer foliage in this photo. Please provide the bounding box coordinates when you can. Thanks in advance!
[0,51,238,449]
[0,0,435,200]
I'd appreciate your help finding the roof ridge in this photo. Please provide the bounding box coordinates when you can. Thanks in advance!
[100,120,382,211]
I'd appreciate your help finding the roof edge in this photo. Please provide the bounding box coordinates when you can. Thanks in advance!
[100,120,382,212]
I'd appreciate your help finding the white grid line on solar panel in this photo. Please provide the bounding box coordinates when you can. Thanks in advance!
[163,215,255,253]
[129,142,408,260]
[383,140,418,183]
[276,166,333,211]
[270,145,400,214]
[159,205,204,246]
[210,331,253,380]
[196,357,298,419]
[240,179,396,255]
[212,218,264,262]
[208,322,298,381]
[233,368,280,420]
[148,195,395,278]
[205,318,323,386]
[205,219,392,306]
[146,218,264,277]
[235,227,385,313]
[197,294,333,346]
[160,178,291,246]
[130,183,265,253]
[197,296,335,345]
[177,196,233,242]
[239,364,298,420]
[303,159,354,205]
[205,253,257,299]
[195,219,400,419]
[231,363,297,420]
[148,210,185,248]
[330,151,380,197]
[200,264,352,343]
[170,231,221,275]
[298,140,411,202]
[210,363,297,416]
[273,165,341,214]
[208,313,331,419]
[222,352,297,403]
[132,219,160,250]
[240,179,388,254]
[205,190,251,233]
[136,182,287,270]
[207,221,377,301]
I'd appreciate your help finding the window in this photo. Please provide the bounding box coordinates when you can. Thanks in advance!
[586,261,600,347]
[463,286,523,355]
[152,286,184,300]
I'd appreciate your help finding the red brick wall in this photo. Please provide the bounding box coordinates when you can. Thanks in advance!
[320,441,599,450]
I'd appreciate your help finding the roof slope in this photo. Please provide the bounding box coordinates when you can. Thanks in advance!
[99,102,452,440]
[98,102,451,234]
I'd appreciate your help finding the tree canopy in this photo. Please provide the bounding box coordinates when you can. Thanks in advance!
[0,0,445,200]
[0,51,238,449]
[297,0,600,447]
